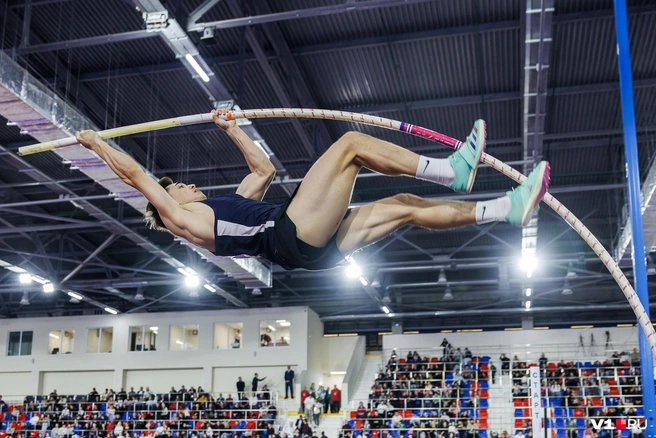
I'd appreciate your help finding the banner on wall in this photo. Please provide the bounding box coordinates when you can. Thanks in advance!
[529,366,544,438]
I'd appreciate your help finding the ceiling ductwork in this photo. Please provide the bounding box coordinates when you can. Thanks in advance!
[0,51,268,298]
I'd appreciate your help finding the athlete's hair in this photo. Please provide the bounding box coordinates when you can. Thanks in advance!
[144,176,174,232]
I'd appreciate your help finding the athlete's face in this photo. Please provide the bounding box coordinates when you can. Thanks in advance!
[167,182,207,204]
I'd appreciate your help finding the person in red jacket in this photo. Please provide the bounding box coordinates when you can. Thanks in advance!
[300,387,310,413]
[330,385,342,413]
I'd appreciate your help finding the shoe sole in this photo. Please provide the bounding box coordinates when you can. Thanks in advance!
[465,120,486,193]
[520,162,551,227]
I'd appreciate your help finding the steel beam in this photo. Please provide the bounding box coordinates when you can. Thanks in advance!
[188,0,436,32]
[225,0,317,159]
[60,234,117,284]
[14,30,158,54]
[187,0,222,27]
[254,0,334,150]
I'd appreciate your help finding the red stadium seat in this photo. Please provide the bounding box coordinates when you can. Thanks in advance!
[480,390,489,399]
[514,399,523,407]
[350,412,357,419]
[573,409,584,418]
[515,419,524,428]
[479,410,488,419]
[592,398,602,407]
[480,420,488,429]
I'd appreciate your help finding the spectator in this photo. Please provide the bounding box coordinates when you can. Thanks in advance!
[252,373,266,393]
[490,361,497,384]
[300,387,310,413]
[312,400,322,427]
[464,348,473,365]
[500,354,510,374]
[539,353,548,369]
[236,377,245,397]
[304,393,315,418]
[0,395,6,413]
[630,348,640,366]
[330,386,341,413]
[391,412,402,428]
[284,366,295,399]
[440,338,449,357]
[283,421,295,437]
[299,419,312,438]
[355,402,366,419]
[467,420,478,438]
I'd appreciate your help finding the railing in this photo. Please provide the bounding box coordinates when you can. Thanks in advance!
[383,342,640,365]
[1,407,282,438]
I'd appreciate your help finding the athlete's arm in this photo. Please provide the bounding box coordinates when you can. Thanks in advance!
[213,109,276,201]
[75,131,187,229]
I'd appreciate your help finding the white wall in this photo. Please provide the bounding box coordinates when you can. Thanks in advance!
[0,371,33,396]
[382,326,641,363]
[41,371,114,395]
[125,369,203,393]
[0,307,311,398]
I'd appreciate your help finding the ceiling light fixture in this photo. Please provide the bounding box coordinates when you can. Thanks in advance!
[443,287,453,300]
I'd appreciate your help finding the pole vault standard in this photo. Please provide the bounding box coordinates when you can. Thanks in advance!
[16,108,656,362]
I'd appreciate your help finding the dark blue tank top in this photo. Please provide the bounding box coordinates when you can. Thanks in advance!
[199,194,281,260]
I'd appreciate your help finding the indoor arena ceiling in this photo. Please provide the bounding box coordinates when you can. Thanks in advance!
[0,0,655,335]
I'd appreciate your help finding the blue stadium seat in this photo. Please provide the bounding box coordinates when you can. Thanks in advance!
[555,419,565,428]
[554,408,564,417]
[556,431,567,438]
[480,400,488,408]
[480,381,489,389]
[481,356,490,363]
[636,407,644,416]
[462,391,471,399]
[576,420,585,428]
[551,398,562,407]
[479,432,488,438]
[620,431,630,438]
[514,409,523,418]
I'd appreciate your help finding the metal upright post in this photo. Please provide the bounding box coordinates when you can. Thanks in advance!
[613,1,655,434]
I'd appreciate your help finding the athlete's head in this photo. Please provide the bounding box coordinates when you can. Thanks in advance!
[144,176,207,232]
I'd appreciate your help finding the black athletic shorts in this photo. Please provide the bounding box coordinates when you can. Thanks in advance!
[273,184,350,271]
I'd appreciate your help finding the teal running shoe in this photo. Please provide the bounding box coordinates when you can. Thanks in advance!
[448,119,486,193]
[506,161,551,227]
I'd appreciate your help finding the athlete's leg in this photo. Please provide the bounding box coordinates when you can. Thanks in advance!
[286,123,484,247]
[334,194,476,254]
[335,162,551,254]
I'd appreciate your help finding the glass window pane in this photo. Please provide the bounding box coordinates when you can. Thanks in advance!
[20,331,33,355]
[131,326,157,351]
[49,330,62,354]
[214,324,228,350]
[184,325,199,350]
[87,328,100,353]
[260,321,274,347]
[61,330,74,354]
[99,328,113,353]
[170,325,184,351]
[276,320,291,347]
[147,327,158,351]
[7,331,21,356]
[129,327,143,351]
[229,323,242,349]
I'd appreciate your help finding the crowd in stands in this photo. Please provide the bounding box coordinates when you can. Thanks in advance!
[0,385,278,438]
[511,351,646,438]
[342,341,492,438]
[342,343,648,438]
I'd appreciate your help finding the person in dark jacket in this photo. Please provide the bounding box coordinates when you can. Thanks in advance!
[285,366,295,399]
[236,377,245,398]
[252,373,266,393]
